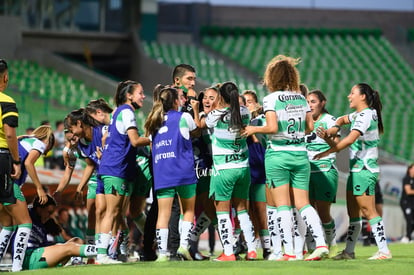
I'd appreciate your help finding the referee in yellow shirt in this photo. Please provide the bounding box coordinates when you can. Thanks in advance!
[0,59,21,204]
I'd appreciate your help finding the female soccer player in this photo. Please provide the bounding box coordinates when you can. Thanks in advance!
[145,87,198,261]
[205,81,256,261]
[97,80,149,264]
[314,83,391,260]
[243,55,328,261]
[0,125,54,271]
[306,90,340,257]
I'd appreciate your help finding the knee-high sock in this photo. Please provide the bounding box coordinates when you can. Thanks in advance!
[267,206,282,255]
[293,208,306,258]
[156,228,169,256]
[217,212,234,256]
[12,224,32,272]
[190,212,211,242]
[180,221,193,248]
[299,205,327,248]
[369,216,390,254]
[344,218,362,254]
[323,220,337,247]
[237,210,256,252]
[277,206,294,256]
[0,225,15,261]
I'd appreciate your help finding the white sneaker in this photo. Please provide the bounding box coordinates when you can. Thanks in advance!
[368,251,392,260]
[304,246,329,261]
[95,255,122,265]
[400,236,410,244]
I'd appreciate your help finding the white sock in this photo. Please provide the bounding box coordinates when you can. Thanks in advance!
[259,230,271,250]
[96,232,111,260]
[277,206,294,256]
[267,206,282,255]
[217,212,234,256]
[190,212,211,242]
[156,228,169,256]
[345,218,362,254]
[369,217,390,254]
[0,226,14,261]
[80,245,97,257]
[12,225,31,272]
[292,208,305,258]
[237,210,256,252]
[180,221,193,248]
[323,220,337,247]
[299,205,327,248]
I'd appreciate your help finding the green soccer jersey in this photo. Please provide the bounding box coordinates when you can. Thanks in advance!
[205,106,251,170]
[306,113,338,172]
[263,91,310,152]
[348,108,380,173]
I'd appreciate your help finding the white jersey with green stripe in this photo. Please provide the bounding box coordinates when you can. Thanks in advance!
[263,91,310,151]
[205,106,251,170]
[306,113,338,172]
[348,108,380,173]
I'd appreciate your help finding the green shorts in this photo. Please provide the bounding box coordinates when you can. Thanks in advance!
[23,248,49,270]
[265,150,310,190]
[3,183,25,205]
[346,170,378,196]
[209,167,251,201]
[156,183,196,199]
[249,184,266,203]
[196,176,211,194]
[101,176,131,196]
[309,168,338,202]
[86,175,98,200]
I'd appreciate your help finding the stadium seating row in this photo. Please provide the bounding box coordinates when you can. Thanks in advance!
[143,27,414,161]
[6,59,114,134]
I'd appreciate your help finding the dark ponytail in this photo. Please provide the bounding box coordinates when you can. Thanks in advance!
[115,80,140,107]
[357,83,384,134]
[219,82,243,132]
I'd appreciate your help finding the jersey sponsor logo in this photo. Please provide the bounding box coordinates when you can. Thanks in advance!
[225,152,247,163]
[278,94,303,102]
[285,137,305,145]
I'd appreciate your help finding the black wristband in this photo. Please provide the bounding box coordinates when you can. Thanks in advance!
[12,158,21,165]
[332,125,341,130]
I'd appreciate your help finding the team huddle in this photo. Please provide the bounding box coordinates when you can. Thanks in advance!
[0,55,392,271]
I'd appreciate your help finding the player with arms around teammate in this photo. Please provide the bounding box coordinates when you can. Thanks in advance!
[314,83,391,260]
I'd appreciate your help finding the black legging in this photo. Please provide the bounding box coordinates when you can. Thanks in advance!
[400,203,414,240]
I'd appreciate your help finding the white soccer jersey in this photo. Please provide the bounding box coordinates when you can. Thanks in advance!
[205,106,250,170]
[306,113,338,172]
[263,91,310,151]
[348,108,380,173]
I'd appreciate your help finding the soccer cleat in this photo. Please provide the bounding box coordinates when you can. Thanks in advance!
[332,250,355,260]
[214,253,236,261]
[267,251,283,261]
[328,244,338,258]
[155,254,169,262]
[95,255,122,265]
[368,251,392,260]
[191,251,210,261]
[304,246,329,261]
[245,250,257,261]
[263,248,272,260]
[177,246,193,261]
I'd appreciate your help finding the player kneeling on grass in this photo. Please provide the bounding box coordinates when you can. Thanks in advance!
[22,195,97,270]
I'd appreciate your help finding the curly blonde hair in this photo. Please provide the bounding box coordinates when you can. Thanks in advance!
[263,55,301,92]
